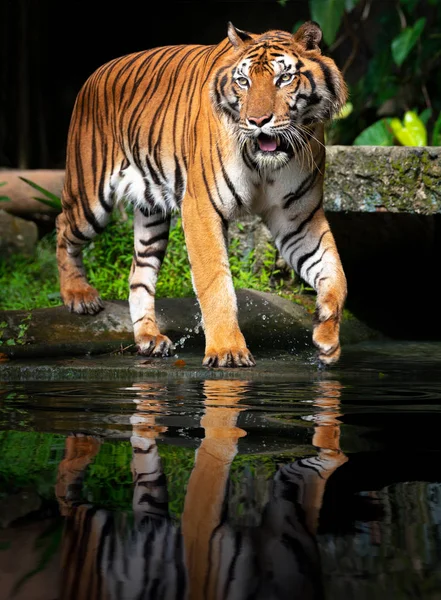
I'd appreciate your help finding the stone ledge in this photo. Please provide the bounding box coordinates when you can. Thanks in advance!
[1,147,440,219]
[325,146,441,214]
[0,289,382,359]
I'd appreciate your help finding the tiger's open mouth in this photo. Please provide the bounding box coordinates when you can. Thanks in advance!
[255,133,291,154]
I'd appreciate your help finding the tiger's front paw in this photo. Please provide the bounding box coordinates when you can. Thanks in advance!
[137,334,174,357]
[203,347,256,368]
[312,319,341,365]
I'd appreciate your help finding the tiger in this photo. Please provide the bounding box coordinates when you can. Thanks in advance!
[56,21,348,368]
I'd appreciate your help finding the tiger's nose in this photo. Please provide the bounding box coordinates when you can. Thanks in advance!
[247,114,273,127]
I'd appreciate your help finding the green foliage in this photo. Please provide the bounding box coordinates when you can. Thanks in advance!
[0,182,10,202]
[283,0,441,146]
[432,112,441,146]
[228,238,281,293]
[1,313,32,346]
[0,235,61,310]
[0,213,287,311]
[391,17,426,67]
[0,430,313,521]
[353,118,394,146]
[390,111,427,146]
[0,431,65,496]
[156,218,193,299]
[353,110,434,146]
[309,0,347,46]
[18,176,62,211]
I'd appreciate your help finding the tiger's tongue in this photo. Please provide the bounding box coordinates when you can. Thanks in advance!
[257,134,277,152]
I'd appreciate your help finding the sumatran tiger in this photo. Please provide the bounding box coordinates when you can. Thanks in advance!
[56,21,348,367]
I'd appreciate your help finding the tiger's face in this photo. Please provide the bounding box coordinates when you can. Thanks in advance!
[213,22,347,170]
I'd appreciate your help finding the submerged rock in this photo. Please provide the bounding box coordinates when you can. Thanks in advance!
[0,289,381,359]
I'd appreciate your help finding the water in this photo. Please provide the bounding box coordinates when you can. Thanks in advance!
[1,341,441,599]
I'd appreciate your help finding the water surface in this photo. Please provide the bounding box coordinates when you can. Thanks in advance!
[1,341,441,599]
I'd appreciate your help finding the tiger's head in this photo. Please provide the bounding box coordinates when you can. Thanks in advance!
[212,22,347,170]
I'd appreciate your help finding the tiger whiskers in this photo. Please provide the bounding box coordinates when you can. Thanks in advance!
[285,125,314,172]
[298,124,326,153]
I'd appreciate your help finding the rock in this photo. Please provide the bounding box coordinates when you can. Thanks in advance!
[324,146,441,215]
[0,209,38,256]
[0,289,382,359]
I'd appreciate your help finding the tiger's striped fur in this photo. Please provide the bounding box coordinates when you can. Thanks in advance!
[56,21,347,367]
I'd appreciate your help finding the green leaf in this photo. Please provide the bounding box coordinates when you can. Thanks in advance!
[390,118,415,145]
[309,0,346,46]
[0,183,9,202]
[335,102,353,119]
[403,110,427,146]
[32,196,61,210]
[18,177,62,210]
[391,17,426,67]
[432,112,441,146]
[390,111,427,146]
[419,108,432,126]
[353,118,394,146]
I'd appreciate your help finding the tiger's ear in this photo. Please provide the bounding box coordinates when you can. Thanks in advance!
[227,22,253,48]
[293,21,322,52]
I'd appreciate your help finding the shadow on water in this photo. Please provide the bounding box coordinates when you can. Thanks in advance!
[1,344,441,599]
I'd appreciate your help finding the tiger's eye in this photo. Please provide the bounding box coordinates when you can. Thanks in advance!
[280,73,292,82]
[236,77,249,87]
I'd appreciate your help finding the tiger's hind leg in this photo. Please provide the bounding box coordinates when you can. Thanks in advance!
[130,208,173,357]
[56,191,113,314]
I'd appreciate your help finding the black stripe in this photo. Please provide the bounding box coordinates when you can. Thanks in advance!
[74,144,105,234]
[143,217,168,229]
[305,248,328,278]
[98,142,113,213]
[137,249,166,261]
[308,56,337,98]
[142,180,157,209]
[133,444,154,453]
[285,231,308,261]
[138,493,168,510]
[130,283,154,294]
[222,533,242,598]
[70,225,91,242]
[296,230,329,276]
[283,155,324,210]
[217,145,244,207]
[174,155,185,204]
[139,231,169,247]
[134,260,157,269]
[280,200,322,250]
[138,473,167,486]
[200,158,228,229]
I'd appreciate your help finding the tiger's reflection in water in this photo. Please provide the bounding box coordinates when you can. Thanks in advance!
[56,380,347,600]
